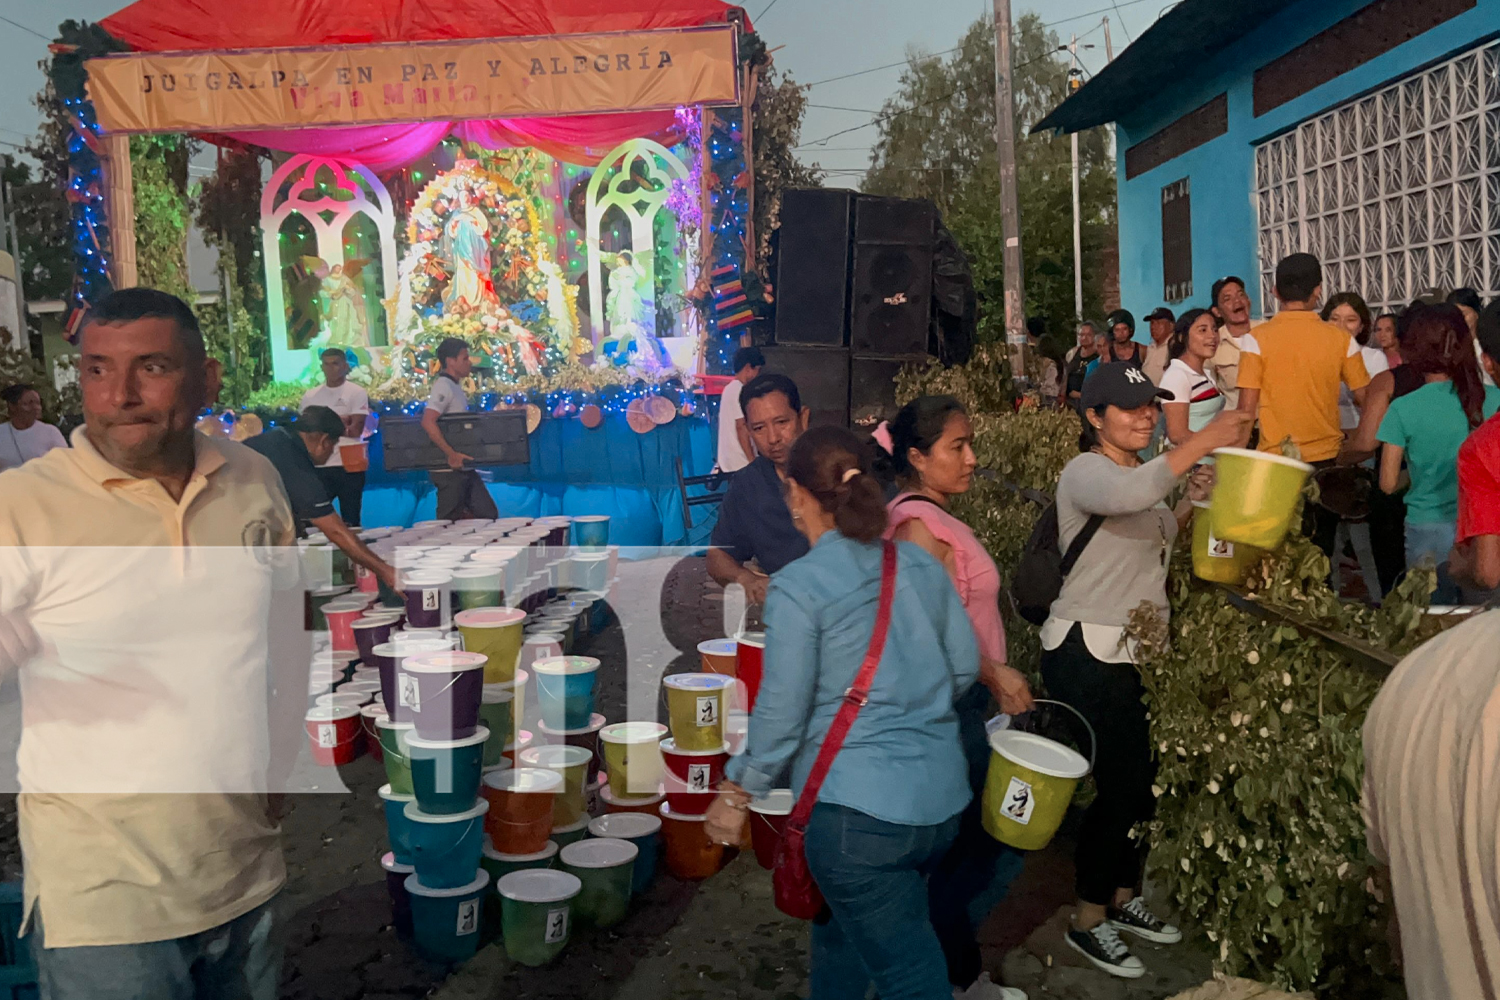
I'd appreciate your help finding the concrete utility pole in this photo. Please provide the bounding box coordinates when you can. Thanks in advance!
[1103,16,1115,63]
[991,0,1027,380]
[1070,35,1083,323]
[2,180,26,347]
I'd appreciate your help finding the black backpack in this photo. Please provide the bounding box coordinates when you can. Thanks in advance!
[1012,505,1106,626]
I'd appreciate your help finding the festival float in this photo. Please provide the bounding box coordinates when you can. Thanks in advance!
[51,0,768,542]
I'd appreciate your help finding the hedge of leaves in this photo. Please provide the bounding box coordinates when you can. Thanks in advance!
[899,350,1431,993]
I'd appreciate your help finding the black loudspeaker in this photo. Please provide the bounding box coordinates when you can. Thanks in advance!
[849,356,915,431]
[772,189,854,347]
[851,196,936,358]
[759,345,850,429]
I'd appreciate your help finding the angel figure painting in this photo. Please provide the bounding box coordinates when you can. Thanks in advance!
[442,190,495,314]
[298,256,373,349]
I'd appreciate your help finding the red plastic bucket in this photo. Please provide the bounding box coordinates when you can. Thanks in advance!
[748,790,793,870]
[324,601,368,654]
[659,738,729,792]
[361,702,389,763]
[662,771,717,815]
[735,632,765,712]
[305,705,361,766]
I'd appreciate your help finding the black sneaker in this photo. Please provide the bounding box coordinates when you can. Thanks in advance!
[1108,896,1183,944]
[1066,922,1145,979]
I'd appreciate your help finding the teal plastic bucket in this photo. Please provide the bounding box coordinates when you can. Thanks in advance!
[405,870,489,964]
[404,799,489,889]
[588,813,661,896]
[406,727,489,815]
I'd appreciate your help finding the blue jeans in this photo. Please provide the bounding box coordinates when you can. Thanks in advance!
[31,898,282,1000]
[928,687,1026,987]
[1406,520,1459,605]
[804,803,960,1000]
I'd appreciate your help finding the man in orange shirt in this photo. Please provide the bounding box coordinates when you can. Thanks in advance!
[1237,253,1370,554]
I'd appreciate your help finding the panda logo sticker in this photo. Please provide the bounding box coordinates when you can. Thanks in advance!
[544,907,569,944]
[1001,776,1035,826]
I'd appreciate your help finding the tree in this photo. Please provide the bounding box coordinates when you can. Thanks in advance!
[195,146,273,402]
[863,15,1116,346]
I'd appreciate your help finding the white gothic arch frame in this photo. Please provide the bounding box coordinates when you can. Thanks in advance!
[585,139,692,347]
[260,154,398,381]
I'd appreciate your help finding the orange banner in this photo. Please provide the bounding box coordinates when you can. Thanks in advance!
[85,26,739,134]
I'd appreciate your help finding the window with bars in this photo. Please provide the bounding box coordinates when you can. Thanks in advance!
[1253,39,1500,314]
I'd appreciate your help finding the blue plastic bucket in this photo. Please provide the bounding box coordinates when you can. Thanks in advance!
[404,798,489,889]
[532,657,601,731]
[379,783,417,865]
[405,870,490,964]
[587,812,661,896]
[406,727,490,815]
[571,516,610,550]
[381,852,414,938]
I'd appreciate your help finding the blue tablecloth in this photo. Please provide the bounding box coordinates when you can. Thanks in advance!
[359,413,720,547]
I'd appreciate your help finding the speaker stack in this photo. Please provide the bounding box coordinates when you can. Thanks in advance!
[770,189,936,429]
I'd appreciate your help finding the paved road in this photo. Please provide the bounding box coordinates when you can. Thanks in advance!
[1,556,1219,999]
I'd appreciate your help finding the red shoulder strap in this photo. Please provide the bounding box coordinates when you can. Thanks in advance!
[788,540,898,827]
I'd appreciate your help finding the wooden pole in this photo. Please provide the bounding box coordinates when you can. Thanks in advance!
[991,0,1027,381]
[100,134,138,290]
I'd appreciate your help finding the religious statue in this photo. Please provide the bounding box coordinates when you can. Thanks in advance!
[442,189,494,313]
[322,262,371,348]
[538,259,575,345]
[603,251,648,356]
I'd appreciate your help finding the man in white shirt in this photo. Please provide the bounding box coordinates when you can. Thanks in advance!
[299,348,370,526]
[1142,308,1175,385]
[1207,276,1265,409]
[716,347,763,473]
[0,384,68,471]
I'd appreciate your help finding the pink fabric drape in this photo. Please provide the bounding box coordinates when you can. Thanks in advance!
[222,111,680,170]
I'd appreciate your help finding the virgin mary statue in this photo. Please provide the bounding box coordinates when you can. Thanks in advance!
[443,189,493,313]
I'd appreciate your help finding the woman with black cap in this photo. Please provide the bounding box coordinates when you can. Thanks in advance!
[1044,363,1251,979]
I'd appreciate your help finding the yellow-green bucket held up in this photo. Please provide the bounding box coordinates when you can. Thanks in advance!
[1208,448,1314,551]
[1190,501,1266,585]
[982,700,1093,852]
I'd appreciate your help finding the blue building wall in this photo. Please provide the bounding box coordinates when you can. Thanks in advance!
[1115,0,1500,318]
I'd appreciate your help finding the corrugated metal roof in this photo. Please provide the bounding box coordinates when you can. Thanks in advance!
[1032,0,1299,134]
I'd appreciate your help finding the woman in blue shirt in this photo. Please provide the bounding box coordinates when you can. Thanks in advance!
[706,425,984,1000]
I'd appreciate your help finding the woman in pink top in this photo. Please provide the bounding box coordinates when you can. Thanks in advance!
[878,395,1033,1000]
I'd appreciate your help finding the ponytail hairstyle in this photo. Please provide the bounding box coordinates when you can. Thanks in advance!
[1402,303,1488,429]
[785,425,888,543]
[880,395,967,485]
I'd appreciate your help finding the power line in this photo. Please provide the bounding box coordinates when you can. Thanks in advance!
[802,47,963,89]
[808,104,885,114]
[0,15,51,41]
[1111,1,1135,42]
[755,0,782,21]
[1039,0,1153,30]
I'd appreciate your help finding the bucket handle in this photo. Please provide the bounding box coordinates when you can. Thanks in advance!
[1023,699,1097,772]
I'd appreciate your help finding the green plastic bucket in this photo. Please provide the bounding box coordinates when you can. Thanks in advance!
[559,837,638,929]
[498,868,582,967]
[981,701,1093,851]
[376,717,416,795]
[1208,447,1314,550]
[479,686,516,767]
[480,839,559,885]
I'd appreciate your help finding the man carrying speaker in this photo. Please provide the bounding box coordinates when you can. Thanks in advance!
[707,373,811,605]
[422,337,499,522]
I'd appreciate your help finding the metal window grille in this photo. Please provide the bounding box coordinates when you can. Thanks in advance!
[1253,39,1500,314]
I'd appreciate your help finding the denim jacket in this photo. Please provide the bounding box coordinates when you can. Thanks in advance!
[725,532,980,827]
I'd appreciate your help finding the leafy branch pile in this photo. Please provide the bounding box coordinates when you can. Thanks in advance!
[899,350,1436,993]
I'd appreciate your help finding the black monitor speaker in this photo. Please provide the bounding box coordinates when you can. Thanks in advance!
[850,195,936,358]
[850,355,921,431]
[758,345,850,429]
[772,189,854,347]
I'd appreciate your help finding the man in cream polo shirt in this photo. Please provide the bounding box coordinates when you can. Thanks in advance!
[0,288,305,1000]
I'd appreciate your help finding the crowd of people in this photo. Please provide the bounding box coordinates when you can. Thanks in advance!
[1050,252,1500,606]
[1,251,1496,999]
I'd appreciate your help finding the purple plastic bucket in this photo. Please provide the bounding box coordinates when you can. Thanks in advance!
[372,637,455,721]
[352,617,396,666]
[404,570,452,629]
[404,650,488,740]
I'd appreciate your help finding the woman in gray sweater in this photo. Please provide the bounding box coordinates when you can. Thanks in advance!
[1043,363,1251,979]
